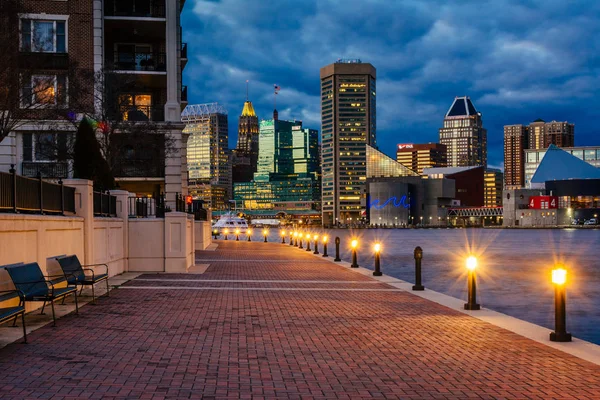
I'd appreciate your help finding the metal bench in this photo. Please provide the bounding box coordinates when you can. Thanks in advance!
[5,262,78,327]
[0,290,27,343]
[55,255,109,304]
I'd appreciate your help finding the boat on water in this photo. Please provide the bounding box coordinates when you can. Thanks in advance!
[212,213,249,232]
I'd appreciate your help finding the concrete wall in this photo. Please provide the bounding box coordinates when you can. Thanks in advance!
[128,218,165,272]
[195,221,212,250]
[93,218,126,277]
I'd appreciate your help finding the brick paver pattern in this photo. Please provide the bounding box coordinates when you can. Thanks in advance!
[1,241,600,399]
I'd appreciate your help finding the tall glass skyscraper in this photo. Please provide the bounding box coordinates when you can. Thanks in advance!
[439,96,487,168]
[320,60,376,226]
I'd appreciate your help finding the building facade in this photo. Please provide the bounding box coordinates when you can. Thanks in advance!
[503,124,528,189]
[1,0,190,208]
[396,143,447,175]
[439,96,487,168]
[182,103,230,209]
[524,146,600,187]
[233,100,259,183]
[234,118,320,213]
[484,169,503,207]
[320,60,376,226]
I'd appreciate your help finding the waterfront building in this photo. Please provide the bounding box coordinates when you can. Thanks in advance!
[0,0,190,209]
[438,97,487,168]
[320,60,376,226]
[183,103,231,209]
[423,166,484,207]
[524,145,600,187]
[504,124,528,189]
[367,145,419,178]
[396,143,447,175]
[233,118,320,218]
[484,169,503,207]
[504,146,600,227]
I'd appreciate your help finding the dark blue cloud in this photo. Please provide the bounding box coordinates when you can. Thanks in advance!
[182,0,600,169]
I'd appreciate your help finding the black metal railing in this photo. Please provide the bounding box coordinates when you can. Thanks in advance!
[93,191,117,217]
[112,105,165,122]
[110,52,166,72]
[104,0,166,18]
[181,42,188,59]
[128,194,165,218]
[0,166,75,215]
[181,85,188,102]
[22,162,69,179]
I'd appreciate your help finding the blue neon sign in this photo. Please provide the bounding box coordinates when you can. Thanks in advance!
[369,195,410,210]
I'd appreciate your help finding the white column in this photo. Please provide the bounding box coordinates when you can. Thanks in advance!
[109,189,130,272]
[164,0,180,122]
[63,179,95,264]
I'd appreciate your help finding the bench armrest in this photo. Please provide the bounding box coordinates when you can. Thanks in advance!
[82,263,109,280]
[0,289,26,302]
[13,279,57,297]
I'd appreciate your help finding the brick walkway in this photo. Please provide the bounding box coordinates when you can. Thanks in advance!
[1,241,600,399]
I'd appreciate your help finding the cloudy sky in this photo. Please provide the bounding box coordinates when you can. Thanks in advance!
[182,0,600,169]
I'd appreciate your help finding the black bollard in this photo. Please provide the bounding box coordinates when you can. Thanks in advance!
[247,229,252,242]
[299,234,303,249]
[306,235,312,251]
[281,231,286,244]
[373,243,382,276]
[550,267,571,342]
[224,229,229,241]
[235,230,240,241]
[290,232,295,246]
[350,239,359,268]
[334,237,341,261]
[263,229,268,243]
[464,256,480,310]
[322,237,328,257]
[213,230,218,240]
[412,246,424,291]
[313,236,319,255]
[294,233,298,247]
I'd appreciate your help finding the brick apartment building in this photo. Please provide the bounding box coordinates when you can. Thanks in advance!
[0,0,189,208]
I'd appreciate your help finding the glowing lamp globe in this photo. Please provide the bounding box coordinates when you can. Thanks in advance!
[466,256,477,271]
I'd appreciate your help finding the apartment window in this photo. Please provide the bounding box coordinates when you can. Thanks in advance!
[20,19,66,53]
[22,132,71,161]
[119,94,152,121]
[21,74,68,107]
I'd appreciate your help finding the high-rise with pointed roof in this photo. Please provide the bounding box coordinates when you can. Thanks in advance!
[439,96,487,168]
[233,99,259,183]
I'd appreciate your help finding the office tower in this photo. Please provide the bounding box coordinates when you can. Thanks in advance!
[484,169,503,207]
[439,96,487,168]
[234,118,320,211]
[233,99,259,183]
[320,59,376,226]
[545,120,574,148]
[528,119,545,150]
[2,0,190,209]
[396,143,447,175]
[504,124,529,188]
[183,103,230,209]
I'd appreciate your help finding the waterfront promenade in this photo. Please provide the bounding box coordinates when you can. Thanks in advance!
[1,241,600,399]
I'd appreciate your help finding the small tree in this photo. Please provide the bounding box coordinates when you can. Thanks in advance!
[73,118,114,189]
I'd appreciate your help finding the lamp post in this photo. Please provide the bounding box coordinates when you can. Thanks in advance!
[224,228,229,241]
[235,228,240,241]
[464,256,480,310]
[350,239,359,268]
[306,233,312,251]
[373,243,382,276]
[289,231,294,246]
[281,230,286,244]
[263,229,268,243]
[322,236,329,257]
[550,266,571,342]
[247,229,252,242]
[213,229,218,240]
[313,235,319,255]
[299,233,303,249]
[413,246,424,290]
[334,237,341,261]
[294,232,298,247]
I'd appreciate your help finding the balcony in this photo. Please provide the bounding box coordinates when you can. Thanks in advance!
[109,105,165,122]
[19,52,69,70]
[181,86,188,103]
[109,52,166,72]
[114,162,165,178]
[104,0,165,18]
[181,42,188,69]
[22,162,69,179]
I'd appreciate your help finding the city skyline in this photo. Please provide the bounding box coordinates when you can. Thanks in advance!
[182,0,600,170]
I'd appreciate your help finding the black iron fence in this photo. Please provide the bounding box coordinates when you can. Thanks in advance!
[93,191,117,217]
[0,166,75,215]
[22,162,69,179]
[128,194,165,218]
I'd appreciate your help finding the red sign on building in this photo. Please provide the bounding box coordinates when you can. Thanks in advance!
[528,196,558,209]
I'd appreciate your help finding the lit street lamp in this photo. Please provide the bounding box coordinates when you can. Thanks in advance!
[464,256,480,310]
[263,229,268,243]
[306,233,312,251]
[550,266,571,342]
[224,228,229,241]
[235,228,240,241]
[373,243,382,276]
[313,235,319,254]
[247,229,252,242]
[281,230,286,244]
[322,236,328,257]
[299,233,304,249]
[350,239,359,268]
